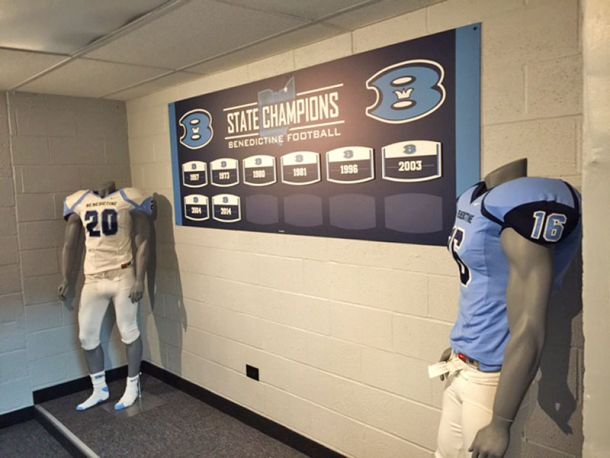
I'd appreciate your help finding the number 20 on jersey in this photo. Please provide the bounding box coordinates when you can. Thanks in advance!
[85,209,118,237]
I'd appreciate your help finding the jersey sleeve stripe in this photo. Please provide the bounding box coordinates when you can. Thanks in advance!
[119,189,153,215]
[62,201,72,220]
[63,190,90,219]
[563,181,581,217]
[480,198,503,226]
[140,197,154,215]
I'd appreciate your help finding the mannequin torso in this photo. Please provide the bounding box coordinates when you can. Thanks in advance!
[437,159,581,458]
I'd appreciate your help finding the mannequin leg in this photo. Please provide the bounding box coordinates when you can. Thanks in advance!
[84,345,105,374]
[126,336,143,377]
[114,267,143,410]
[76,278,111,411]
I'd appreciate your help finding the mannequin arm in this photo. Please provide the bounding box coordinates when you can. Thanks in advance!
[469,228,553,458]
[129,210,151,303]
[58,213,82,299]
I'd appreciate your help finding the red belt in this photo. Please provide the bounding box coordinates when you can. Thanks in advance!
[457,352,480,369]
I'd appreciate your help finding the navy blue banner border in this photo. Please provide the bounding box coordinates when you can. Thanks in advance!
[168,24,481,246]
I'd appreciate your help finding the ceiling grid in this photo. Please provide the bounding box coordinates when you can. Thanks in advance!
[0,0,443,100]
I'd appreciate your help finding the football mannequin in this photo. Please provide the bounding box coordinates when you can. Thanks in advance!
[58,181,152,411]
[435,159,581,458]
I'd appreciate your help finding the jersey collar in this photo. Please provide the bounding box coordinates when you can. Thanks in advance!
[470,181,488,203]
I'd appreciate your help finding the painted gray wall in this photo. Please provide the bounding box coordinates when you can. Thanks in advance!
[0,93,27,414]
[0,92,132,414]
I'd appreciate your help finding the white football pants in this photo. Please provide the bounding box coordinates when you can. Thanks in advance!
[434,355,500,458]
[435,355,526,458]
[78,266,140,350]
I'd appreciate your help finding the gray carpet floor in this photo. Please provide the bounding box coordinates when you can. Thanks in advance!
[41,374,306,457]
[0,419,70,457]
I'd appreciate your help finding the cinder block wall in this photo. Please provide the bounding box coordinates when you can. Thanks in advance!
[0,93,29,414]
[0,92,132,414]
[127,0,583,456]
[582,0,610,455]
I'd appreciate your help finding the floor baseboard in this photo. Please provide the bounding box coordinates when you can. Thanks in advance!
[0,406,35,429]
[4,361,343,457]
[141,361,344,458]
[33,366,128,404]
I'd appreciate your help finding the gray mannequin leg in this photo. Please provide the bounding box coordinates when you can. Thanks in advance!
[84,345,105,374]
[114,336,143,410]
[126,336,143,377]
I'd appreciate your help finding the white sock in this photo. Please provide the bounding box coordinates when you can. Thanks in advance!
[76,371,109,411]
[114,374,141,411]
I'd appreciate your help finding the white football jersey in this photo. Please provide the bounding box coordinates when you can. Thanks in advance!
[63,188,153,275]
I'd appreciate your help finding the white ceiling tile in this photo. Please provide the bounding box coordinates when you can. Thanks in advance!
[352,7,428,53]
[187,23,340,75]
[0,1,435,99]
[107,71,203,100]
[216,0,374,20]
[294,33,353,70]
[19,59,169,98]
[247,51,295,82]
[0,49,66,90]
[0,0,168,54]
[325,0,443,29]
[179,67,251,100]
[85,0,309,70]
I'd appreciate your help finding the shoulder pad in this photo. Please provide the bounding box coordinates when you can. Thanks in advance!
[458,181,486,204]
[63,190,90,220]
[482,177,580,244]
[119,188,153,216]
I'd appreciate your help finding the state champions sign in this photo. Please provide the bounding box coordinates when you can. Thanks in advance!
[169,24,480,246]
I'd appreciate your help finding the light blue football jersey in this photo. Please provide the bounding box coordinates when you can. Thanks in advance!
[448,177,581,371]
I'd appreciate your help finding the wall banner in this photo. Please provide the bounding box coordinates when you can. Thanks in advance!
[169,24,480,246]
